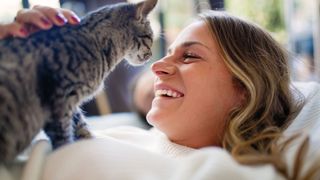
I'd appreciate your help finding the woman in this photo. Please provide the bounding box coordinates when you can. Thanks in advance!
[1,5,318,180]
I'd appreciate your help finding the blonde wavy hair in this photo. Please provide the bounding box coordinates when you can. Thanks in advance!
[199,11,319,179]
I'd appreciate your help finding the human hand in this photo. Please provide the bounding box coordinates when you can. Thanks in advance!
[0,5,81,39]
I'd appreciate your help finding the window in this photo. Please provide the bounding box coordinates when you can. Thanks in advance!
[0,0,59,23]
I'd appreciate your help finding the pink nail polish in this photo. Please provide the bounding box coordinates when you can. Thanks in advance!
[20,28,28,35]
[56,14,67,24]
[71,16,81,24]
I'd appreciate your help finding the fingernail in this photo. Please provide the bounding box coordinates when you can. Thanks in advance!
[41,18,51,26]
[56,13,67,24]
[71,15,81,24]
[19,28,28,35]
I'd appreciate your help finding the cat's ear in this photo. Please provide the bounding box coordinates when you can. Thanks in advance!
[135,0,158,20]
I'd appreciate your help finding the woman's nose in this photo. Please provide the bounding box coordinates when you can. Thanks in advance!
[151,58,176,77]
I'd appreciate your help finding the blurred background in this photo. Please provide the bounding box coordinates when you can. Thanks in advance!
[0,0,319,119]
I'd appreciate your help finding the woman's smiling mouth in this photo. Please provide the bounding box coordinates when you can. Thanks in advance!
[155,89,184,98]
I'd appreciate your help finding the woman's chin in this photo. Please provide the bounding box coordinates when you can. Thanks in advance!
[146,108,165,126]
[146,109,156,125]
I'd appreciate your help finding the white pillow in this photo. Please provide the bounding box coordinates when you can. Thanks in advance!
[286,82,320,150]
[288,82,320,132]
[284,82,320,170]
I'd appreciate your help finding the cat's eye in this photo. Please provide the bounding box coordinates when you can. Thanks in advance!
[140,19,150,26]
[144,21,150,26]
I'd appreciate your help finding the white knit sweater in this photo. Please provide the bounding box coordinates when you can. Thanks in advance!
[40,126,284,180]
[2,126,284,180]
[94,126,195,158]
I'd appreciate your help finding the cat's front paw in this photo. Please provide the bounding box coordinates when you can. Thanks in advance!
[75,128,93,139]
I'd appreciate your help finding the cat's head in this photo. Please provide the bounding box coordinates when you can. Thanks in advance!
[121,0,157,66]
[97,0,157,66]
[85,0,157,65]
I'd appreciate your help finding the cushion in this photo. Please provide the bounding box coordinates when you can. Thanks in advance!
[284,82,320,171]
[286,82,320,154]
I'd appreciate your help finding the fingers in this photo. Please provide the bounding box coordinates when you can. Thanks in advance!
[0,23,28,39]
[14,5,81,31]
[15,8,53,30]
[59,9,81,25]
[0,5,81,39]
[32,5,81,26]
[32,5,65,26]
[9,23,29,38]
[35,7,82,25]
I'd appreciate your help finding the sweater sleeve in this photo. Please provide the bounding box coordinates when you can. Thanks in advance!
[41,138,284,180]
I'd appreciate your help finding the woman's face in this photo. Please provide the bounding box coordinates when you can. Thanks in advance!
[146,21,244,148]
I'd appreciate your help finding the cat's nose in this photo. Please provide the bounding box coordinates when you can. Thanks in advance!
[143,52,152,60]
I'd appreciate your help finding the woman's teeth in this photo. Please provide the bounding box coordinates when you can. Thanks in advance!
[155,89,183,98]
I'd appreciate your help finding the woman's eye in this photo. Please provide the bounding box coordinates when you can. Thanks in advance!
[182,52,200,62]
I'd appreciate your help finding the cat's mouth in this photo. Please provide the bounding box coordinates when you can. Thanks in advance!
[125,51,152,66]
[137,52,152,62]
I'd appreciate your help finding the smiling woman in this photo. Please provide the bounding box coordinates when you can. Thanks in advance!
[147,20,244,148]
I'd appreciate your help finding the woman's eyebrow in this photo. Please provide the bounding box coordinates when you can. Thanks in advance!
[167,41,210,54]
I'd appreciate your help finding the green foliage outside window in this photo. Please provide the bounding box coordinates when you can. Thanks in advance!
[225,0,286,42]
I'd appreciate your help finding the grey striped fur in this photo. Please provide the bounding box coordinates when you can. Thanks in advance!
[0,0,157,163]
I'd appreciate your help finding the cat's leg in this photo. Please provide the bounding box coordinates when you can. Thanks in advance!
[72,108,93,140]
[44,109,74,149]
[0,96,31,162]
[0,88,45,162]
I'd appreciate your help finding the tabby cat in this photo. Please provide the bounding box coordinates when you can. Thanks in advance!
[0,0,157,163]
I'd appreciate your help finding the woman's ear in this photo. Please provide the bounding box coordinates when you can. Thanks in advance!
[233,78,248,106]
[135,0,158,20]
[238,88,248,106]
